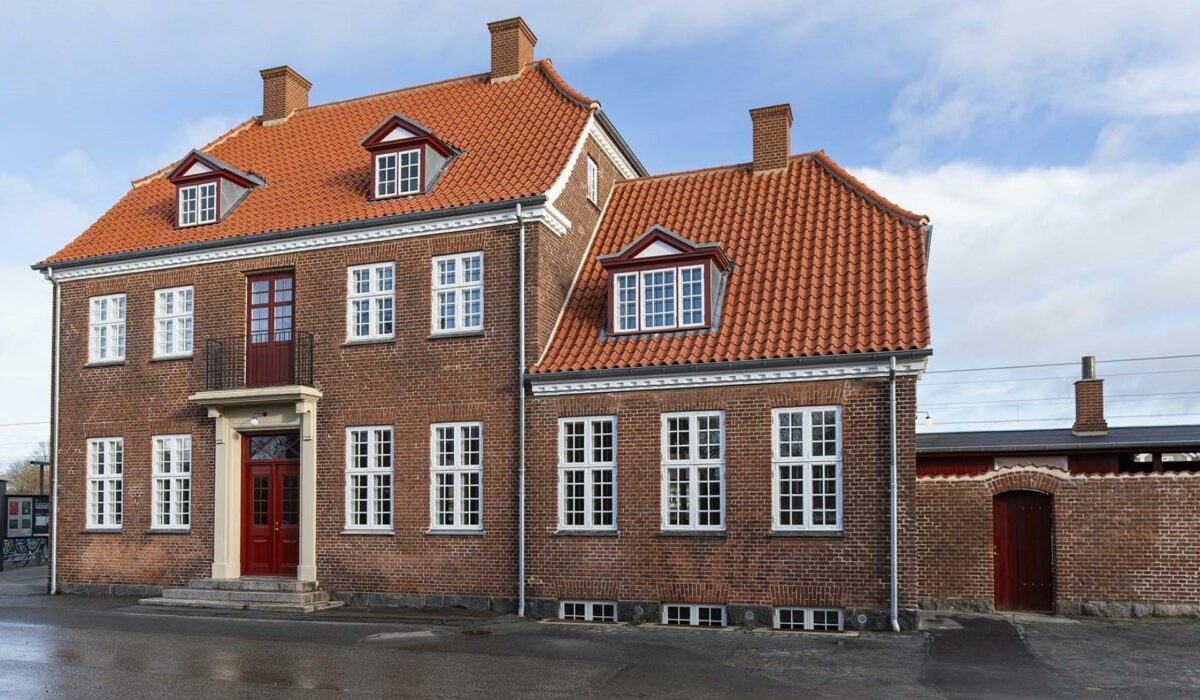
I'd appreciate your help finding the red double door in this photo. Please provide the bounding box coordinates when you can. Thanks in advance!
[242,434,300,577]
[246,272,294,387]
[993,490,1054,612]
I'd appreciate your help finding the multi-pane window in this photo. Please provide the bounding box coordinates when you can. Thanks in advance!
[346,427,393,530]
[586,156,598,204]
[346,263,395,341]
[775,607,844,632]
[432,252,483,334]
[661,412,724,530]
[178,183,216,226]
[375,153,397,197]
[154,286,194,357]
[430,422,482,530]
[772,407,843,531]
[663,604,726,627]
[611,264,705,333]
[86,438,123,529]
[558,417,616,531]
[560,600,617,622]
[398,149,421,194]
[89,294,126,363]
[375,149,421,197]
[152,435,191,529]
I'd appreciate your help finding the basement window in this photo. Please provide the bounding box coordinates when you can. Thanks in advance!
[775,607,843,632]
[663,604,726,627]
[559,600,617,623]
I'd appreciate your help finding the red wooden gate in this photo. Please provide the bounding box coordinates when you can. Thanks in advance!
[993,490,1054,611]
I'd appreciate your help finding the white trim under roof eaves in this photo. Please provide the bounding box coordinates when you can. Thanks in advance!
[529,357,929,396]
[544,115,639,209]
[48,204,567,282]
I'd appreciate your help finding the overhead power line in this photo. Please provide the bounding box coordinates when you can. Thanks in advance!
[924,352,1200,375]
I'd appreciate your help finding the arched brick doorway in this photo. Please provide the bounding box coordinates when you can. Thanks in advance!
[993,490,1054,612]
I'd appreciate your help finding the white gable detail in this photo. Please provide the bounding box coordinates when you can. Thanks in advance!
[634,240,684,259]
[183,162,213,176]
[380,125,418,142]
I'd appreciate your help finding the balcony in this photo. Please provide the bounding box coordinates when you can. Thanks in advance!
[203,331,314,391]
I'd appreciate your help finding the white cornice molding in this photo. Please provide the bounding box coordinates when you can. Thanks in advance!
[589,119,638,180]
[543,115,639,212]
[50,204,567,282]
[529,357,929,396]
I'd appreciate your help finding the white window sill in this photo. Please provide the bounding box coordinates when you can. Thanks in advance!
[554,529,619,537]
[425,529,485,536]
[657,529,726,537]
[150,354,193,362]
[343,337,395,347]
[148,527,191,534]
[85,360,125,368]
[341,528,395,536]
[427,329,484,340]
[83,527,122,533]
[769,529,843,538]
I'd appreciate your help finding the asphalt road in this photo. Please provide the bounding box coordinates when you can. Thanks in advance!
[0,569,1196,698]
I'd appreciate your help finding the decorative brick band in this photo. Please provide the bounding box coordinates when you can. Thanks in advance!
[553,579,622,601]
[984,469,1065,495]
[767,583,848,607]
[656,582,729,604]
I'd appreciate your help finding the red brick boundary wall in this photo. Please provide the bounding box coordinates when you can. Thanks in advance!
[917,467,1200,616]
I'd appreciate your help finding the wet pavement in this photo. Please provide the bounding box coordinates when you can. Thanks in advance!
[0,584,1195,698]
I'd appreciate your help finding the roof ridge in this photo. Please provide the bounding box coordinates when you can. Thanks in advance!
[613,159,763,186]
[299,71,489,114]
[806,150,927,224]
[534,58,598,109]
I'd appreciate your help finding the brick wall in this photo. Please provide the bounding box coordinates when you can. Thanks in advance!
[916,469,1200,614]
[525,376,919,628]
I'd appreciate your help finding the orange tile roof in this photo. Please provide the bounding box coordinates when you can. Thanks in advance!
[533,152,931,374]
[41,60,592,265]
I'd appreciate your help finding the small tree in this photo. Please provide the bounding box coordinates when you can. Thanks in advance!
[4,443,50,495]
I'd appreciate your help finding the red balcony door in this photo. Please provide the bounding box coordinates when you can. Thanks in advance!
[247,272,294,387]
[993,490,1054,612]
[241,434,300,577]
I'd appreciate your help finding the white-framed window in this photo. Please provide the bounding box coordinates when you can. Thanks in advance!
[346,426,393,530]
[558,416,616,531]
[775,607,844,632]
[375,149,421,198]
[586,156,598,204]
[611,264,705,333]
[560,600,617,622]
[86,438,123,530]
[346,263,395,341]
[772,406,843,532]
[429,422,482,530]
[88,294,126,363]
[661,411,724,531]
[663,604,726,627]
[154,286,194,358]
[431,252,483,334]
[152,435,191,530]
[178,183,216,226]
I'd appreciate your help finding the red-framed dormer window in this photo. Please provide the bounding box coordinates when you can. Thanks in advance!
[361,113,455,201]
[599,225,730,336]
[166,149,263,229]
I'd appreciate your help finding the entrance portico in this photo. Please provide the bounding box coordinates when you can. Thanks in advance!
[189,386,322,581]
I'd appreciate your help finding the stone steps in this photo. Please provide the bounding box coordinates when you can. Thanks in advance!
[138,577,343,613]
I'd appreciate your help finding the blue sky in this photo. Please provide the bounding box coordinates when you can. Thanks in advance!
[3,1,1200,464]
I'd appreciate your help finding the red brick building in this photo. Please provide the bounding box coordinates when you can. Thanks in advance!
[917,357,1200,616]
[35,18,933,630]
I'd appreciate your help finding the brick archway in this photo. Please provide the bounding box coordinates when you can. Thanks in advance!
[984,468,1065,496]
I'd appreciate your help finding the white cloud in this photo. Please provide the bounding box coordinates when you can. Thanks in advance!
[857,156,1200,430]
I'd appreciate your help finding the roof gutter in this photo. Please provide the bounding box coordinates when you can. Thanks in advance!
[527,348,932,386]
[32,195,550,274]
[594,110,648,177]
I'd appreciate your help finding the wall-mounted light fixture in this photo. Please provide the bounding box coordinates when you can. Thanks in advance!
[916,410,934,427]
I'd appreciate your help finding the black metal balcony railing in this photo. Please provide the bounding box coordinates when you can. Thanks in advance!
[204,331,314,391]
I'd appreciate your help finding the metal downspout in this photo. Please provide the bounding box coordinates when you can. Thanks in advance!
[516,204,527,617]
[48,268,60,595]
[889,356,900,631]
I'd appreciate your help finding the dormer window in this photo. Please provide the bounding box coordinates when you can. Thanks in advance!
[167,149,263,228]
[600,225,730,336]
[374,149,421,199]
[361,113,456,201]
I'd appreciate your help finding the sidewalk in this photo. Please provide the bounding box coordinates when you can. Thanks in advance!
[0,564,47,597]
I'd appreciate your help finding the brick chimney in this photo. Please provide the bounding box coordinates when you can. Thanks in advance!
[1073,356,1109,436]
[750,104,793,174]
[488,17,537,83]
[259,66,311,125]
